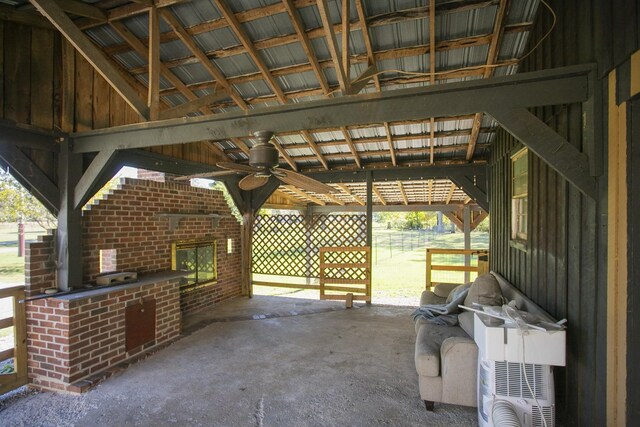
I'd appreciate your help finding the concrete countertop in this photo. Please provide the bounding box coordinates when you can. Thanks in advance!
[52,271,187,301]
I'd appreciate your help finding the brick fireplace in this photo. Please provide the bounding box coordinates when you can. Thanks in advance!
[24,176,243,392]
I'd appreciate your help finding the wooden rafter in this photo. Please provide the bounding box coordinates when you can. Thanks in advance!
[373,185,387,206]
[383,122,398,166]
[445,183,456,204]
[284,185,326,206]
[316,0,349,93]
[273,189,306,206]
[31,0,149,119]
[213,0,287,103]
[336,184,365,206]
[398,181,409,205]
[323,192,346,206]
[148,6,160,120]
[355,0,380,91]
[341,127,362,168]
[159,8,248,110]
[157,91,229,120]
[341,0,350,89]
[230,137,251,156]
[466,0,509,161]
[270,136,299,171]
[109,21,215,117]
[282,0,356,168]
[119,23,528,79]
[157,58,517,101]
[282,0,330,94]
[301,130,329,170]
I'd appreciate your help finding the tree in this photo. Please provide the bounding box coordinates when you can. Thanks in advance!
[0,169,56,229]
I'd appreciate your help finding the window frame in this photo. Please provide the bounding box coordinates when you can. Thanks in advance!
[172,239,218,292]
[510,147,529,251]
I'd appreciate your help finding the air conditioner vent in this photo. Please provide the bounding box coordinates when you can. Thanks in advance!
[494,361,549,400]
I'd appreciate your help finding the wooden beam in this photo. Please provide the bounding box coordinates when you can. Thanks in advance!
[301,130,329,170]
[282,0,355,168]
[355,0,381,91]
[466,0,508,161]
[428,179,433,205]
[0,142,59,214]
[282,0,330,94]
[158,90,229,120]
[469,210,488,231]
[0,4,53,29]
[31,0,149,119]
[445,182,456,204]
[110,20,215,117]
[324,192,345,206]
[159,8,248,110]
[341,0,350,88]
[443,211,464,231]
[373,184,387,205]
[383,122,397,166]
[273,188,307,205]
[348,65,377,95]
[148,6,160,120]
[489,107,597,199]
[449,174,489,211]
[398,181,409,205]
[57,0,106,21]
[212,0,287,103]
[336,183,365,206]
[317,0,349,93]
[73,65,593,153]
[74,149,117,209]
[283,185,326,205]
[230,137,250,156]
[271,136,298,171]
[340,126,361,168]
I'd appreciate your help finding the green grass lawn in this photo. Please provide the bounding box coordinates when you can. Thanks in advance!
[0,222,48,287]
[254,227,489,305]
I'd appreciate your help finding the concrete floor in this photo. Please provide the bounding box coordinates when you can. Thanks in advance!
[1,297,477,426]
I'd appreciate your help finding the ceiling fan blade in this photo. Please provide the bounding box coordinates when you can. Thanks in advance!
[239,174,270,191]
[174,170,238,181]
[277,170,337,194]
[217,162,262,173]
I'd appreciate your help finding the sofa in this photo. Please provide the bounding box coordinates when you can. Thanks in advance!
[414,271,556,411]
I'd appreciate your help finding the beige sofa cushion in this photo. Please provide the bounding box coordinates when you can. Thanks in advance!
[415,324,470,377]
[464,273,503,307]
[458,311,474,338]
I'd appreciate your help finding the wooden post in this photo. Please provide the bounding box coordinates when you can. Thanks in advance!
[463,205,471,282]
[477,254,489,276]
[241,211,254,297]
[425,249,432,289]
[57,137,82,290]
[366,171,373,305]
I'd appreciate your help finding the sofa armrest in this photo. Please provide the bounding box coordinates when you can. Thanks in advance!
[433,283,461,298]
[440,336,478,406]
[420,290,447,306]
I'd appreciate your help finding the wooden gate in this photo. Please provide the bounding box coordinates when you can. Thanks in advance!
[0,286,27,395]
[319,247,371,303]
[425,248,489,288]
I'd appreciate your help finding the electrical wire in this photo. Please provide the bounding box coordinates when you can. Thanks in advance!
[344,0,557,92]
[503,305,550,427]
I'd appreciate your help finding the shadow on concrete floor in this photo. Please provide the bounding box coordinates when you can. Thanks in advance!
[1,299,478,427]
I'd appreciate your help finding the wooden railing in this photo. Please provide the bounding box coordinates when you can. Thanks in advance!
[319,247,371,304]
[0,286,27,395]
[425,248,489,289]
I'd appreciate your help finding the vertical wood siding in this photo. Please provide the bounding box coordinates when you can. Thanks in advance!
[487,0,635,425]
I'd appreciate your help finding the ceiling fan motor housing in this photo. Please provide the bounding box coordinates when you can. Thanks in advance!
[249,142,279,168]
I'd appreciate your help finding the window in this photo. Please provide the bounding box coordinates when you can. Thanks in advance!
[227,238,234,254]
[172,239,217,291]
[511,148,528,246]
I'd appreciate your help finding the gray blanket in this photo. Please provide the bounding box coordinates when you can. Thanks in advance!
[412,286,469,326]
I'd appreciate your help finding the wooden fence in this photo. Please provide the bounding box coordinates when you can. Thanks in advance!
[425,248,489,288]
[0,286,27,395]
[320,247,371,303]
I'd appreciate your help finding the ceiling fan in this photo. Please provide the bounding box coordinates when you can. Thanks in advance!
[177,131,336,194]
